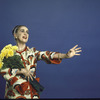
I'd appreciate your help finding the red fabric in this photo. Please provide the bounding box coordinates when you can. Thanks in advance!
[7,90,15,96]
[15,78,40,95]
[0,72,6,76]
[10,77,18,85]
[8,68,12,76]
[16,46,27,54]
[48,52,62,64]
[35,77,40,82]
[49,58,62,64]
[15,82,29,95]
[16,96,26,99]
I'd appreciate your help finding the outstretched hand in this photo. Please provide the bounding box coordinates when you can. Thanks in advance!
[66,45,82,58]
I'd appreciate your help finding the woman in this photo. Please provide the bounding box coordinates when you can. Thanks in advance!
[0,25,82,99]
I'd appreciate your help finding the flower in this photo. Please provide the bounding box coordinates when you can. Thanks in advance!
[0,60,3,69]
[12,46,18,51]
[0,44,18,69]
[0,44,44,94]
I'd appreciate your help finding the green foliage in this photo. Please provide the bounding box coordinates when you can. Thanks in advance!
[2,55,24,70]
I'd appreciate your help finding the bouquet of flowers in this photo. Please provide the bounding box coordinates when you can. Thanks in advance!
[0,44,19,69]
[0,44,44,94]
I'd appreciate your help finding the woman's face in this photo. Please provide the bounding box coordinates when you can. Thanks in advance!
[14,26,29,44]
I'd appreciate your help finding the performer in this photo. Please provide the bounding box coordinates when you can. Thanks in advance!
[0,25,82,99]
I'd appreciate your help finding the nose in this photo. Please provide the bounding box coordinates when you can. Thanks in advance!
[24,32,27,35]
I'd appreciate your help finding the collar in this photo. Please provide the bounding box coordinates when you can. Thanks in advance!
[16,46,27,54]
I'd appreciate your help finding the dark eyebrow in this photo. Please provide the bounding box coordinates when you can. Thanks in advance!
[20,29,29,31]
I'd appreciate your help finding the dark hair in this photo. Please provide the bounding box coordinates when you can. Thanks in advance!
[12,25,27,35]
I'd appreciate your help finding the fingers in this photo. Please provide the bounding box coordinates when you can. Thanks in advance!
[72,45,78,49]
[76,50,82,53]
[75,47,81,51]
[29,74,33,81]
[75,49,82,56]
[28,76,29,81]
[75,53,81,56]
[67,45,82,57]
[25,72,33,81]
[29,71,33,81]
[28,73,33,81]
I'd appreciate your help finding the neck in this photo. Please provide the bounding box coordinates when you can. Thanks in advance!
[16,42,26,51]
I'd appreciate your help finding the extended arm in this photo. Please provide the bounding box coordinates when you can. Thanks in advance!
[53,45,82,59]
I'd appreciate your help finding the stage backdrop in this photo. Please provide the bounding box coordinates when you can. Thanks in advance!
[0,0,100,99]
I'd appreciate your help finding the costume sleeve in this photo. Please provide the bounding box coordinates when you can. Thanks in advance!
[0,68,26,88]
[34,48,62,64]
[0,68,18,85]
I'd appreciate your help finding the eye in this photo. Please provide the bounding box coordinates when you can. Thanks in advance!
[20,29,24,32]
[26,31,29,34]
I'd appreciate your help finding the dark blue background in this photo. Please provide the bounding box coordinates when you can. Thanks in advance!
[0,0,100,99]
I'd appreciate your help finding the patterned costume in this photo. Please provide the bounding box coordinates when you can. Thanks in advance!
[0,46,62,99]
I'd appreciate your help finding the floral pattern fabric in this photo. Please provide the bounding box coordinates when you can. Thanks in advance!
[0,46,62,99]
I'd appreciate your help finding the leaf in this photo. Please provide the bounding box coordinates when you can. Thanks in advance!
[2,55,24,69]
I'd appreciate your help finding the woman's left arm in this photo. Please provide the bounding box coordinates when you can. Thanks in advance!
[53,45,82,59]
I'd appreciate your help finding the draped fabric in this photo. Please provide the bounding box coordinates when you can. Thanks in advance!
[0,46,62,99]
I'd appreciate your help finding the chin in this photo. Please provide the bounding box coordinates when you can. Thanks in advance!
[22,39,28,43]
[21,41,28,44]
